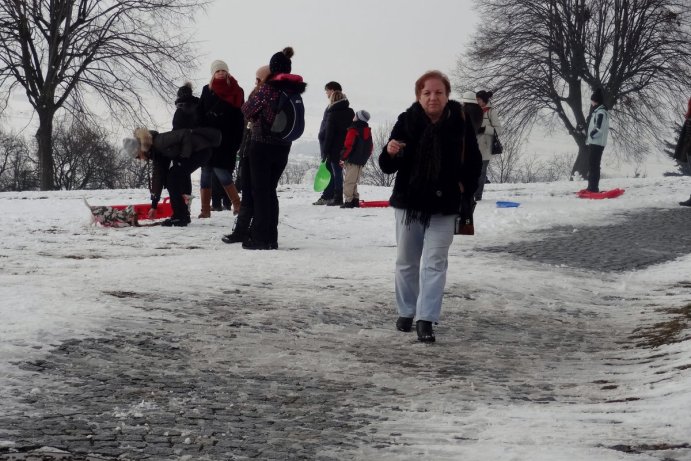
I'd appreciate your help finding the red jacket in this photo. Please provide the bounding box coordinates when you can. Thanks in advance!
[341,121,372,166]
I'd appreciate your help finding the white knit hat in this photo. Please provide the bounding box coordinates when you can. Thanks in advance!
[460,91,477,104]
[210,60,229,76]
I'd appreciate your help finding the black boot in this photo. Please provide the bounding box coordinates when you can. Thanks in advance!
[222,231,247,244]
[161,216,191,227]
[416,320,435,343]
[396,317,413,332]
[680,195,691,207]
[242,238,273,250]
[326,195,343,206]
[340,198,358,209]
[222,208,253,244]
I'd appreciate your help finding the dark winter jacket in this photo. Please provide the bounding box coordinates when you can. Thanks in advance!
[341,121,373,166]
[379,100,482,219]
[317,106,329,156]
[323,99,355,162]
[173,95,201,130]
[152,127,222,160]
[147,128,221,208]
[674,118,691,163]
[198,84,245,171]
[242,73,307,146]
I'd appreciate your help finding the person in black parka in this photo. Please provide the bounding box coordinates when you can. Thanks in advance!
[221,64,272,245]
[379,70,482,343]
[171,82,200,206]
[322,90,355,206]
[124,126,221,226]
[313,81,343,205]
[241,46,307,250]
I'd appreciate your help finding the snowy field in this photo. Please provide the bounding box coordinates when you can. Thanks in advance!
[1,176,690,460]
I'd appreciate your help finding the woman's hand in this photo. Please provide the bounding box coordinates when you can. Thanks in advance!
[386,140,406,157]
[147,208,157,219]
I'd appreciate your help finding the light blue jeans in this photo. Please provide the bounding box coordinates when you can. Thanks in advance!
[394,208,455,323]
[200,167,234,189]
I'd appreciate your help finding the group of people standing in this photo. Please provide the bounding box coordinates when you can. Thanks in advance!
[124,46,305,250]
[313,81,373,208]
[122,50,688,343]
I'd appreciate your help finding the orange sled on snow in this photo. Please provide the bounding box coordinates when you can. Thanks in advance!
[110,197,174,220]
[86,197,175,227]
[577,188,625,200]
[358,200,390,208]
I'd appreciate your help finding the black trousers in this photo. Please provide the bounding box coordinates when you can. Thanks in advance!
[320,159,335,200]
[249,142,290,244]
[587,145,605,192]
[233,154,254,236]
[167,150,212,219]
[211,174,230,209]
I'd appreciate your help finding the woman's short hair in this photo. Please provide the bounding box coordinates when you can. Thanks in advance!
[415,70,451,99]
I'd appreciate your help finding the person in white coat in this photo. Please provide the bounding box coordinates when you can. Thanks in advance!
[475,90,502,201]
[585,88,609,192]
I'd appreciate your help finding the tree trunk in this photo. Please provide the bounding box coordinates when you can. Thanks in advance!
[571,143,590,181]
[36,110,55,190]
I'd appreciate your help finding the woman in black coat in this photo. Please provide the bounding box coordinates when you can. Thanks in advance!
[197,59,245,217]
[379,70,482,342]
[321,90,355,206]
[241,47,307,250]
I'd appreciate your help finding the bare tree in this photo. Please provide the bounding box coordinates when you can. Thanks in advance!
[487,136,523,184]
[361,121,396,187]
[119,156,151,189]
[51,116,125,190]
[280,159,316,185]
[0,0,206,190]
[0,129,36,191]
[457,0,691,179]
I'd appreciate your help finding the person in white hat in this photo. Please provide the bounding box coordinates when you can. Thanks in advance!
[197,59,245,218]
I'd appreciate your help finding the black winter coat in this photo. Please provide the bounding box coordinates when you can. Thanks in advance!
[674,118,691,163]
[198,84,245,171]
[323,99,354,162]
[379,100,482,217]
[173,95,200,130]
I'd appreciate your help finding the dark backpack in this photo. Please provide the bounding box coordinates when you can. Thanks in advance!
[270,91,305,142]
[346,126,373,166]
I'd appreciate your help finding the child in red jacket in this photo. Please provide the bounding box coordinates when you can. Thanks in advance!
[339,110,373,208]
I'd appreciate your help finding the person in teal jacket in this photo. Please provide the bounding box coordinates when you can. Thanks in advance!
[585,88,610,192]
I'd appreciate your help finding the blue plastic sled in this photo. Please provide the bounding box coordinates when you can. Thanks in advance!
[496,201,520,208]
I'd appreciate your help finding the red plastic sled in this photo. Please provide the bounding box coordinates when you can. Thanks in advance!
[577,188,625,200]
[111,197,173,220]
[359,200,390,208]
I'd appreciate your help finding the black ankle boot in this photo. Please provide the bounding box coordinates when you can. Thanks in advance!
[221,232,247,244]
[416,320,435,343]
[680,196,691,207]
[396,317,413,332]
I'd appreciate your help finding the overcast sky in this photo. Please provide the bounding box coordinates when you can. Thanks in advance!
[164,0,479,136]
[0,0,672,176]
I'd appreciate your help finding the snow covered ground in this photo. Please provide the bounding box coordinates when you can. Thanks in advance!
[1,176,690,460]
